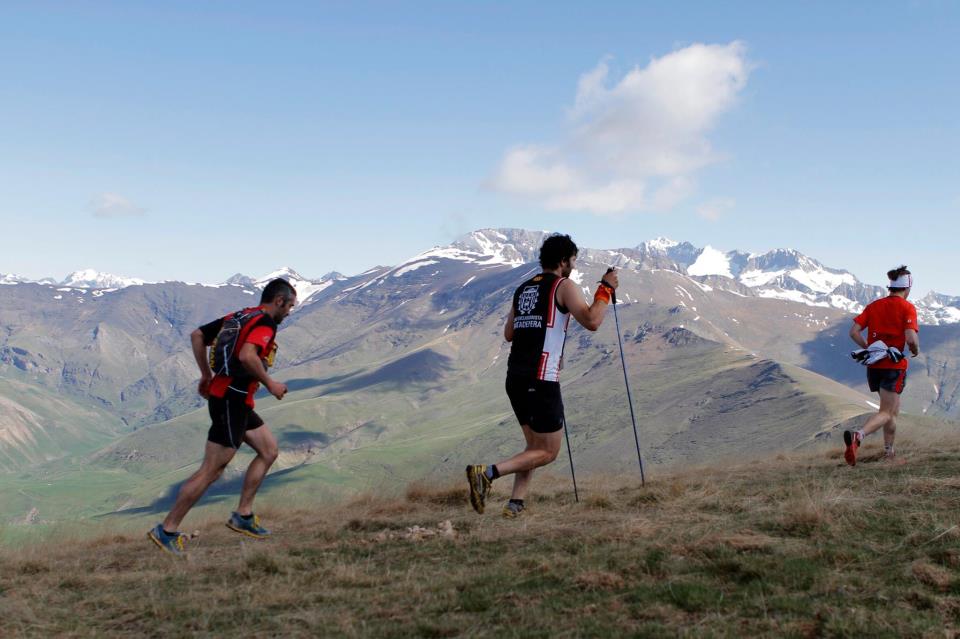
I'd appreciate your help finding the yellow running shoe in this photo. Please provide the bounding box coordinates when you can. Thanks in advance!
[502,501,526,518]
[465,465,492,514]
[226,512,271,539]
[147,523,187,557]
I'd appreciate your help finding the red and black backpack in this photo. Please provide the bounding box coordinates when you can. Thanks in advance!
[208,308,272,377]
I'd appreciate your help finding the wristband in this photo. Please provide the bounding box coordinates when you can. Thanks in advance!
[594,283,613,305]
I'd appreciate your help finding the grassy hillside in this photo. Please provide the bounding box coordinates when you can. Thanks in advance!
[3,432,960,637]
[0,313,904,527]
[0,376,126,472]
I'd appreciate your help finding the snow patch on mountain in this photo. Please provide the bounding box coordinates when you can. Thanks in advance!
[688,247,733,278]
[739,266,855,294]
[394,260,439,277]
[756,288,831,308]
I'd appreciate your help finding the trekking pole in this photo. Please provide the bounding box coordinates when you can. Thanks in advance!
[561,417,580,502]
[606,267,646,486]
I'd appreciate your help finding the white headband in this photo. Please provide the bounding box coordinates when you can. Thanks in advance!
[889,273,912,288]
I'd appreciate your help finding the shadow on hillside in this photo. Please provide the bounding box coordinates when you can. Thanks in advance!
[99,466,306,517]
[283,372,358,392]
[799,324,863,388]
[268,348,455,396]
[278,425,331,448]
[801,322,960,391]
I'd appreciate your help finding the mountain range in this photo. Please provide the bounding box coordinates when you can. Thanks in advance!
[5,231,957,323]
[1,229,957,528]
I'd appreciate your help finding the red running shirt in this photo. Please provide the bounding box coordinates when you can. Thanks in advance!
[853,296,918,370]
[246,326,274,352]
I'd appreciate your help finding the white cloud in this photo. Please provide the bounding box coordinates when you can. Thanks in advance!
[489,42,751,215]
[488,146,580,195]
[696,197,736,221]
[90,192,146,218]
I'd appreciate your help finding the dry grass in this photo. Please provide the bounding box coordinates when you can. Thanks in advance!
[2,435,960,637]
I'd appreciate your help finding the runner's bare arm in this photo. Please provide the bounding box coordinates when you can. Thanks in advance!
[504,308,515,342]
[238,343,287,399]
[557,271,619,332]
[905,328,919,356]
[191,329,213,397]
[191,329,212,377]
[849,321,868,349]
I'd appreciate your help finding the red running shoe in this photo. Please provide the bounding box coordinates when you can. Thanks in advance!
[843,430,861,466]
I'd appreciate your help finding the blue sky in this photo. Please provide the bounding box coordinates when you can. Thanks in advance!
[1,1,957,295]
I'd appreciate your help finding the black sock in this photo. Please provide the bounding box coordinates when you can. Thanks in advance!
[163,529,178,536]
[239,513,253,521]
[485,465,500,481]
[508,499,524,507]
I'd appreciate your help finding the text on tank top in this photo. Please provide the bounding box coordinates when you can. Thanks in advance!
[507,273,571,382]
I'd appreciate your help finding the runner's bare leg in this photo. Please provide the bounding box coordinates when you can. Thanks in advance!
[237,425,280,516]
[163,441,237,531]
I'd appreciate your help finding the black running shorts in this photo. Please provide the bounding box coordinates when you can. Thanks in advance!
[505,376,564,434]
[867,368,907,395]
[208,393,265,449]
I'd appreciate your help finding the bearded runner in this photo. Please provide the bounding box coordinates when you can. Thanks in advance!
[466,233,618,517]
[148,278,296,556]
[844,265,920,466]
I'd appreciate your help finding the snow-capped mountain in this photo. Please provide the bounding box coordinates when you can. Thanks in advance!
[380,229,958,324]
[675,246,872,310]
[917,293,960,325]
[224,267,347,304]
[2,267,346,305]
[60,269,147,290]
[1,273,57,286]
[3,228,957,323]
[0,273,30,285]
[385,229,541,278]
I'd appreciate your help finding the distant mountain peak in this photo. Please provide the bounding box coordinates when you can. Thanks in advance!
[224,273,256,287]
[642,237,680,251]
[60,269,147,290]
[255,266,305,284]
[0,273,29,285]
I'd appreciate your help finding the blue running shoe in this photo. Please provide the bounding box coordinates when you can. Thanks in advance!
[226,512,271,538]
[147,523,187,557]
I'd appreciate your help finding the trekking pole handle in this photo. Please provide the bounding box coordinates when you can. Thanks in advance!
[600,267,617,305]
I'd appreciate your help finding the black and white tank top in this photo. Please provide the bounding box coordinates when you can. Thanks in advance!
[506,273,570,382]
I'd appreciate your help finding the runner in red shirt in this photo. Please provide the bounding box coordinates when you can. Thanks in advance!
[148,278,296,556]
[843,266,920,466]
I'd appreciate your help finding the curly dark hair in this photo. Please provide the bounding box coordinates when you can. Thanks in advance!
[539,234,578,269]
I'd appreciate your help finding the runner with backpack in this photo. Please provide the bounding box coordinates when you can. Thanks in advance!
[148,278,296,556]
